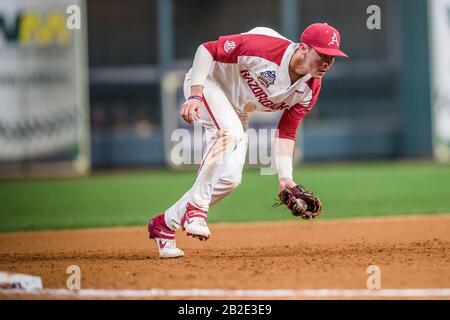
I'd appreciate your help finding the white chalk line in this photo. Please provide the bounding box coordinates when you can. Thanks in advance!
[1,288,450,298]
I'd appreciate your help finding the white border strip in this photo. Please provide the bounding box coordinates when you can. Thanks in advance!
[1,288,450,298]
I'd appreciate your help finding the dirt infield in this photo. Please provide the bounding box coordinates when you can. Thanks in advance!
[0,215,449,299]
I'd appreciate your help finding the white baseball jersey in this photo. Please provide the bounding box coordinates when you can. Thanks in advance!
[200,27,322,140]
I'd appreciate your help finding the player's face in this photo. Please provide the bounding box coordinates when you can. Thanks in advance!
[306,47,335,79]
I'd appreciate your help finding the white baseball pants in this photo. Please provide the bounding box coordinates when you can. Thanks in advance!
[164,75,249,231]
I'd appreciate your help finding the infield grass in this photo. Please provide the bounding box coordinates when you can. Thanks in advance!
[0,161,449,232]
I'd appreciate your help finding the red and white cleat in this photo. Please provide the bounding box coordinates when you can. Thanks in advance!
[148,213,184,259]
[181,203,211,241]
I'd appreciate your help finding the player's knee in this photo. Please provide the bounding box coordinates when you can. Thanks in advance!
[221,127,245,144]
[221,173,242,190]
[214,128,245,166]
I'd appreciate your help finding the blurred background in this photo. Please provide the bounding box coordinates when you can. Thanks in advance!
[0,0,449,231]
[1,0,448,177]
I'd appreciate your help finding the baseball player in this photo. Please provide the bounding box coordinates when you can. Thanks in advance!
[148,23,348,258]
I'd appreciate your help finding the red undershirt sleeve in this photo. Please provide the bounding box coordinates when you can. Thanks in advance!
[277,79,322,140]
[276,105,310,140]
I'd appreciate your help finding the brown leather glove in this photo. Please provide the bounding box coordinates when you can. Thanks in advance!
[274,185,322,219]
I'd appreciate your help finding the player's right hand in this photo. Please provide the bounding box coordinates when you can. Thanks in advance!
[180,99,203,124]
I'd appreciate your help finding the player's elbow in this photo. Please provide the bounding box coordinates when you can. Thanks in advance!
[277,129,297,141]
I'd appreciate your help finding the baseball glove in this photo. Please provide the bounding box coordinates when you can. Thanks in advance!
[273,184,322,219]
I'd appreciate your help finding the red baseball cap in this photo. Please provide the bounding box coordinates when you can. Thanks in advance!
[300,23,348,58]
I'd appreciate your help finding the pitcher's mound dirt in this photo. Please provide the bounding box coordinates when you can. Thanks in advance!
[0,215,449,299]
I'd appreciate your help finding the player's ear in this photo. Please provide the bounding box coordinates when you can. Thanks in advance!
[299,42,309,53]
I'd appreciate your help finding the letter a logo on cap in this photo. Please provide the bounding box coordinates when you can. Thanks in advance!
[328,32,339,46]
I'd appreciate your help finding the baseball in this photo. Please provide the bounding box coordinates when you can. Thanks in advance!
[294,198,308,212]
